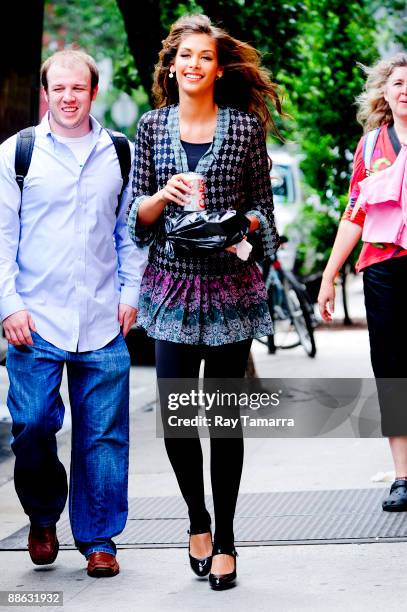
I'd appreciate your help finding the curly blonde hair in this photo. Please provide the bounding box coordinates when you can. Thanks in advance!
[356,52,407,132]
[152,13,284,136]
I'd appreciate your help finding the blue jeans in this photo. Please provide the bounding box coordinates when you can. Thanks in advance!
[6,332,130,557]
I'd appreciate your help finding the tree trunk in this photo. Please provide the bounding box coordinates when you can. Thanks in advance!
[0,1,44,142]
[116,0,165,105]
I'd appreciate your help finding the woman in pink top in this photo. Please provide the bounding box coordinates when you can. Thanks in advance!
[319,52,407,511]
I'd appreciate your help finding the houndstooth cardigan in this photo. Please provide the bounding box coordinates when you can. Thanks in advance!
[128,104,279,277]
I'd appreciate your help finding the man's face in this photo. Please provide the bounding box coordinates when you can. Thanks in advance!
[44,60,98,137]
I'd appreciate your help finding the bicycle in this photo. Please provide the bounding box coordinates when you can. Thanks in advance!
[257,255,317,358]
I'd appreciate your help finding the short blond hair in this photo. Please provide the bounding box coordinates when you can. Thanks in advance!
[41,49,99,93]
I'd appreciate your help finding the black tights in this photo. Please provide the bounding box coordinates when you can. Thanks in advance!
[155,339,252,550]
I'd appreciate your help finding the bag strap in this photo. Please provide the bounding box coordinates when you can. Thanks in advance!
[15,126,36,195]
[350,127,381,221]
[105,128,131,216]
[362,127,380,176]
[388,123,401,156]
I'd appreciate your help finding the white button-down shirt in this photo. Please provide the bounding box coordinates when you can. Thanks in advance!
[0,114,148,351]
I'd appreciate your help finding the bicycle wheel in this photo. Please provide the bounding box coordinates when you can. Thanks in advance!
[284,279,317,357]
[256,262,278,353]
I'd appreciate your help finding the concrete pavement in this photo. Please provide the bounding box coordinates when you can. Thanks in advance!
[0,544,405,612]
[0,275,406,611]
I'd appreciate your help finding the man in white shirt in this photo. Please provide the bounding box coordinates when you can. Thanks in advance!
[0,50,147,577]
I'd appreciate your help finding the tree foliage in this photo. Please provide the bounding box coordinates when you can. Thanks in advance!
[44,0,126,59]
[196,0,305,78]
[284,0,378,204]
[374,0,407,50]
[283,0,407,273]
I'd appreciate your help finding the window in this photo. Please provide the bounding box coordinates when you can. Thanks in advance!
[271,164,296,204]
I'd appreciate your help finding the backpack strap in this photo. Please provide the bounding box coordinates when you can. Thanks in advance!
[362,127,380,176]
[15,126,36,195]
[350,127,381,220]
[105,128,131,217]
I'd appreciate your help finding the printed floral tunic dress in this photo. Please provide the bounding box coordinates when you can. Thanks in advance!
[128,104,279,346]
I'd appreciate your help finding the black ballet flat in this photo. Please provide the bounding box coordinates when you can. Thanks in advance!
[209,547,238,590]
[188,528,213,577]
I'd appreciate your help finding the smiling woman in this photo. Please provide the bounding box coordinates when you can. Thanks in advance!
[128,13,284,591]
[171,35,220,96]
[384,67,407,123]
[152,15,282,135]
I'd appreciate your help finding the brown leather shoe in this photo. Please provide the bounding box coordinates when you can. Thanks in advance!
[87,552,120,578]
[28,526,59,565]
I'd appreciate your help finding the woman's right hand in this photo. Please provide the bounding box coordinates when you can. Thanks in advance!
[318,277,336,322]
[159,174,192,207]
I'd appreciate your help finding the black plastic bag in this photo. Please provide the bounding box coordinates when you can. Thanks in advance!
[164,210,250,258]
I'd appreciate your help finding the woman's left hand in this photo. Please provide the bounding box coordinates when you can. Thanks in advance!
[246,215,260,233]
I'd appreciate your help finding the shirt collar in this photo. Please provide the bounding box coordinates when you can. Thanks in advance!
[167,104,230,174]
[37,112,103,139]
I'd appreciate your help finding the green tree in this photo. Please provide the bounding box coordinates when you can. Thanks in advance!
[375,0,407,50]
[196,0,305,78]
[1,1,44,141]
[285,0,378,205]
[44,0,126,59]
[280,0,380,277]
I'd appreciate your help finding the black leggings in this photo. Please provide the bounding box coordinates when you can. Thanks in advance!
[155,339,252,550]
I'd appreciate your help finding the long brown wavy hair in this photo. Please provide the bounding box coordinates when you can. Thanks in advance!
[356,52,407,132]
[152,13,284,136]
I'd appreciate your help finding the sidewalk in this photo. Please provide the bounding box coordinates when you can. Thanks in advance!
[0,275,406,611]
